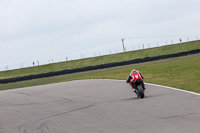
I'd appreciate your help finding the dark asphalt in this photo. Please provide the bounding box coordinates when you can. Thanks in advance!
[0,79,200,133]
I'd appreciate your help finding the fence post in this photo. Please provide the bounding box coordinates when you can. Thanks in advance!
[180,38,182,45]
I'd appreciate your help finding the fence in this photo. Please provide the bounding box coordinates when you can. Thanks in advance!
[1,35,199,71]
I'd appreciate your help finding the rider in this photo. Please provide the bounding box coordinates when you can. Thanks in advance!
[126,69,145,91]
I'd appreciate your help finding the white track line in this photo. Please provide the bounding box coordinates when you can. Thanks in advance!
[96,79,200,96]
[145,82,200,96]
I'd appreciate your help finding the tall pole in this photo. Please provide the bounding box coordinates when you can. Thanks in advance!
[122,38,125,52]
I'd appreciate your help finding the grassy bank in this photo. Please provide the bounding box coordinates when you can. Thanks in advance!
[0,54,200,93]
[1,40,200,79]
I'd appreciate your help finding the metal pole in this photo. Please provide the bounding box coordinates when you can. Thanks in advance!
[122,38,125,52]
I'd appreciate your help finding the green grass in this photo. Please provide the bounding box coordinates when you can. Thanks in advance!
[1,40,200,79]
[0,54,200,93]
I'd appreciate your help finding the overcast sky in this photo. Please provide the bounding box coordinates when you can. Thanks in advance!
[0,0,200,71]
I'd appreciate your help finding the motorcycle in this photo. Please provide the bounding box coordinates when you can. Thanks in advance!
[128,71,145,98]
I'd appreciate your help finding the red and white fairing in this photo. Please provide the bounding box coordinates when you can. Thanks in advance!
[129,70,144,87]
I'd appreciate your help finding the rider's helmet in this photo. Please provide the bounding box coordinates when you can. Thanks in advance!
[130,69,138,75]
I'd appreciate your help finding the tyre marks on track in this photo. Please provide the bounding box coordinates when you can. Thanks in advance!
[19,103,96,133]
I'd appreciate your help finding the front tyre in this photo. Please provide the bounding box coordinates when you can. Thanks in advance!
[137,85,145,98]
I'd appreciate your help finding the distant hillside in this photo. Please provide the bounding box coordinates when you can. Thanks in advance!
[0,40,200,79]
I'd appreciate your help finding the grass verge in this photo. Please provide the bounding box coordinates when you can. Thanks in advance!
[0,53,200,93]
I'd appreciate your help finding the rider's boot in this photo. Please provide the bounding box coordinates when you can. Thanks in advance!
[132,88,139,97]
[132,87,136,92]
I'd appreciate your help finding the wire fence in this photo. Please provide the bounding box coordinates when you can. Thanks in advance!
[1,34,199,72]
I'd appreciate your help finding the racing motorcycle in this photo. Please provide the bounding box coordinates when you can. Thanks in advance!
[128,71,145,98]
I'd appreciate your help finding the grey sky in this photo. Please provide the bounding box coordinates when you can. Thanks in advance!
[0,0,200,70]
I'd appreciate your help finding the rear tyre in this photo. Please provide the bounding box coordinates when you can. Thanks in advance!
[137,85,145,98]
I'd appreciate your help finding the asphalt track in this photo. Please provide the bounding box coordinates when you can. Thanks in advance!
[0,79,200,133]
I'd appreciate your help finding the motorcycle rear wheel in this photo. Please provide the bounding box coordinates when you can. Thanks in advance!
[137,85,145,98]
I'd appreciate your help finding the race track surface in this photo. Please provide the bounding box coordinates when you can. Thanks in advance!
[0,79,200,133]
